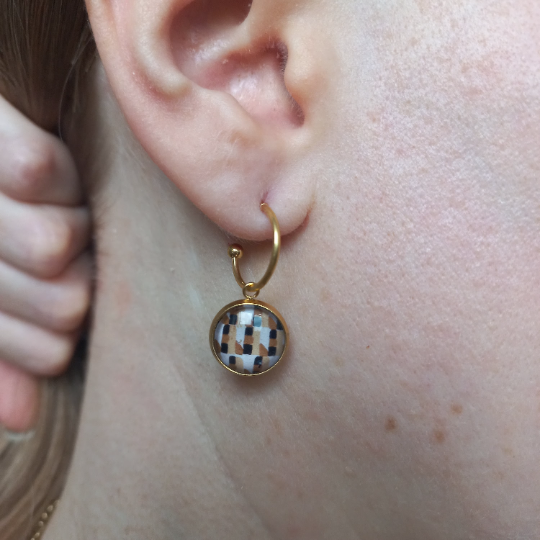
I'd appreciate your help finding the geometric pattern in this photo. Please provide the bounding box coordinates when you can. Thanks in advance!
[213,304,286,375]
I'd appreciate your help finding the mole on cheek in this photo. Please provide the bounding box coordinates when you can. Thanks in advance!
[385,416,397,432]
[433,429,446,444]
[451,404,463,415]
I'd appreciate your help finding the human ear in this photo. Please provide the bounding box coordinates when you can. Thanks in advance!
[85,0,321,239]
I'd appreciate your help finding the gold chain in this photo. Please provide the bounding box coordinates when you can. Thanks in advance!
[29,500,59,540]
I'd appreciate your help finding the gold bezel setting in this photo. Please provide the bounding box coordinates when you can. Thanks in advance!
[209,298,289,377]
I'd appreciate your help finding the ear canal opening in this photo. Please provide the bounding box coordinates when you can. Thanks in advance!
[171,2,305,130]
[176,0,253,34]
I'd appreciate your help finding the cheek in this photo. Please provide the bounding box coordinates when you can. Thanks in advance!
[322,0,540,366]
[293,0,540,534]
[335,0,540,185]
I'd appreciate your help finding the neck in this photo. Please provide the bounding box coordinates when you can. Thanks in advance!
[44,73,337,540]
[47,185,273,539]
[47,125,273,540]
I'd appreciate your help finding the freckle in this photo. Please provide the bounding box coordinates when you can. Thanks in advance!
[320,288,331,303]
[433,429,446,444]
[265,435,272,445]
[451,404,463,415]
[305,409,321,422]
[335,357,345,367]
[385,416,397,432]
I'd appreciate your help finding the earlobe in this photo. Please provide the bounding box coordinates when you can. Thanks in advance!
[86,0,314,240]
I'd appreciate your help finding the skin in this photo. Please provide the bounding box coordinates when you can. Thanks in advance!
[47,0,540,538]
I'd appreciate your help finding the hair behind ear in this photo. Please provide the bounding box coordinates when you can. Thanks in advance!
[0,0,96,131]
[0,2,93,539]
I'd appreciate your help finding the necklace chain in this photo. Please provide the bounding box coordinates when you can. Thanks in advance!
[30,500,59,540]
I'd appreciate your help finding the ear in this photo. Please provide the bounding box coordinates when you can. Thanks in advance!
[85,0,319,239]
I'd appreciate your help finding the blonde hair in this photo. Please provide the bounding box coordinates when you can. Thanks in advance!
[0,2,95,538]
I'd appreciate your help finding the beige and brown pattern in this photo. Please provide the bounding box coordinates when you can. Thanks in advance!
[212,304,286,375]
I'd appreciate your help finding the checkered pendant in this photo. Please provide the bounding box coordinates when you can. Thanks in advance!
[210,299,288,376]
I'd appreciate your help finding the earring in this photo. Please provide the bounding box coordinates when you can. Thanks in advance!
[210,203,289,376]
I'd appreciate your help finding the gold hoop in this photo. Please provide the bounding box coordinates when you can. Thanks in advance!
[210,203,288,376]
[227,203,280,299]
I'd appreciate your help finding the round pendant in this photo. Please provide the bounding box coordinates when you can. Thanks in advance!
[210,299,288,376]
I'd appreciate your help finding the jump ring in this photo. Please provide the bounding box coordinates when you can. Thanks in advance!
[242,283,260,300]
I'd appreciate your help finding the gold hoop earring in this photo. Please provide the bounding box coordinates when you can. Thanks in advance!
[209,203,289,376]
